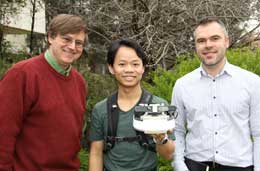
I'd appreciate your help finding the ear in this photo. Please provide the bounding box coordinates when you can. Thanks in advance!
[225,36,230,48]
[48,34,54,45]
[141,65,145,74]
[108,64,114,75]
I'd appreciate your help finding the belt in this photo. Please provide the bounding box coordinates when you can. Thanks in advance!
[185,157,253,171]
[202,161,253,170]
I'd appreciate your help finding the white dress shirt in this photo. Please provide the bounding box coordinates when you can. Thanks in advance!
[171,61,260,171]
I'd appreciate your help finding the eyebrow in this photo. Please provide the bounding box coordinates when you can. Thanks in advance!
[61,35,84,42]
[118,59,142,62]
[196,34,222,39]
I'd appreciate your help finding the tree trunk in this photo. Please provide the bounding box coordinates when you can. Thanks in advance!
[0,27,4,59]
[29,0,37,56]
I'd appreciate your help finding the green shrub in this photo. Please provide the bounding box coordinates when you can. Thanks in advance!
[79,149,89,171]
[80,71,117,149]
[81,71,116,121]
[158,156,174,171]
[227,47,260,75]
[0,53,30,78]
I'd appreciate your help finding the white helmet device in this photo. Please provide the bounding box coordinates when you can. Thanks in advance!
[133,103,177,134]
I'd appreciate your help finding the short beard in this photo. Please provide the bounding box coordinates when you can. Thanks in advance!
[201,55,225,68]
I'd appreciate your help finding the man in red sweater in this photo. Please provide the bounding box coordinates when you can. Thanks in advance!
[0,14,88,171]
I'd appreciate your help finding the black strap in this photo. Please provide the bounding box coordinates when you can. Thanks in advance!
[135,90,156,152]
[107,135,142,143]
[105,89,154,152]
[136,131,156,152]
[106,91,118,151]
[140,89,153,105]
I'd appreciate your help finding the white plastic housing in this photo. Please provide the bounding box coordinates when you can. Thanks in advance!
[133,115,175,134]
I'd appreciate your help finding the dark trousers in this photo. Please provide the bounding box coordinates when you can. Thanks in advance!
[184,157,253,171]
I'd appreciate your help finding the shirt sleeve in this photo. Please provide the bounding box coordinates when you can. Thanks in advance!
[0,68,27,170]
[250,77,260,171]
[88,104,105,141]
[171,80,190,171]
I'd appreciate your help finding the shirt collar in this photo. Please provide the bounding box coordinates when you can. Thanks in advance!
[44,50,71,76]
[199,59,233,78]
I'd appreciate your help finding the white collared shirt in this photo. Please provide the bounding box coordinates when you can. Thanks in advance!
[171,61,260,171]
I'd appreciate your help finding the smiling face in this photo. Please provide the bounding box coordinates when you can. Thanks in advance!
[48,31,86,69]
[108,46,145,89]
[195,22,229,73]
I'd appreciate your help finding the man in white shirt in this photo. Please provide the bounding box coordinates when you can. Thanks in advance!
[171,17,260,171]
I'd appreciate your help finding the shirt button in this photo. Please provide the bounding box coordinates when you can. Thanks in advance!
[214,114,217,117]
[213,96,216,99]
[215,132,218,135]
[216,151,218,154]
[213,79,215,82]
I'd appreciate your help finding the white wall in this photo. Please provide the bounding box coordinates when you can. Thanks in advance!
[4,0,46,34]
[1,0,46,53]
[4,34,29,53]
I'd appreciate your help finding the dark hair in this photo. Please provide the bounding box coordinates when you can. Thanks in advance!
[107,39,147,66]
[47,14,88,40]
[194,17,228,37]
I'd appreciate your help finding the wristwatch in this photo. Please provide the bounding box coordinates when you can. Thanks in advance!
[153,134,168,145]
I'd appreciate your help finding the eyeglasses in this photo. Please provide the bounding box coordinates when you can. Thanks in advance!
[60,35,85,49]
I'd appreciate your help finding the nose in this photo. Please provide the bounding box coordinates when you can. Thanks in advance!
[205,40,213,48]
[68,41,77,50]
[124,64,134,72]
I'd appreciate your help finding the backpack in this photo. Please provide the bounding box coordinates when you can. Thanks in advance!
[104,89,156,153]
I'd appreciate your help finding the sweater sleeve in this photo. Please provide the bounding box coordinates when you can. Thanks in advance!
[0,68,29,170]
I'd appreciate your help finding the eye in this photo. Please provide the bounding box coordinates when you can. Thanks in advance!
[75,40,84,48]
[211,36,220,41]
[61,36,71,43]
[118,63,125,67]
[133,63,140,67]
[196,39,205,44]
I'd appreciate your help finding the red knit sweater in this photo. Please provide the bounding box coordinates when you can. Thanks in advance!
[0,54,87,171]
